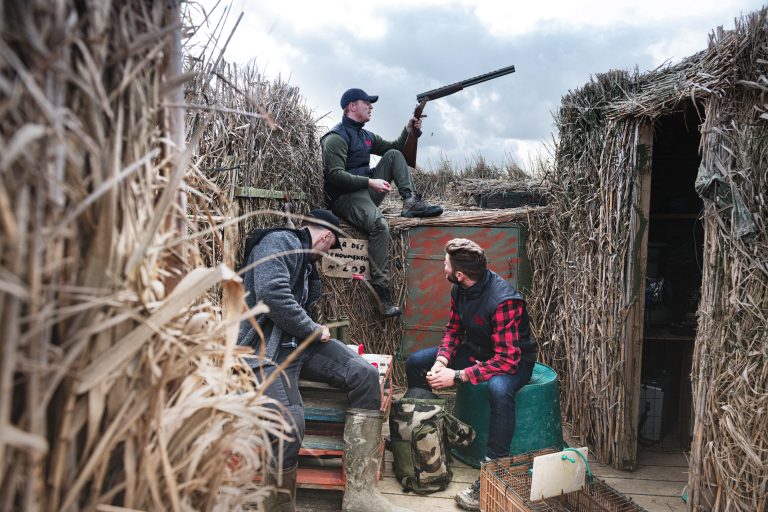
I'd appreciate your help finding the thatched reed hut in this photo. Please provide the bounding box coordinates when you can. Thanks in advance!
[528,9,768,511]
[0,2,290,510]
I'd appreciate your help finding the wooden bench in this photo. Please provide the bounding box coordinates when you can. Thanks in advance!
[297,354,393,490]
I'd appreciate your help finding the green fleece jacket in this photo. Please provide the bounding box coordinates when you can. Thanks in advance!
[321,124,409,193]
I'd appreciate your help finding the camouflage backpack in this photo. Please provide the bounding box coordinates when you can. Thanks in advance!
[389,397,476,494]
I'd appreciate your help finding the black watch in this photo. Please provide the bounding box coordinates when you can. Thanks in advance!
[454,370,462,385]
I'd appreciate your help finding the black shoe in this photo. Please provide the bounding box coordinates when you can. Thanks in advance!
[373,284,401,317]
[401,193,443,218]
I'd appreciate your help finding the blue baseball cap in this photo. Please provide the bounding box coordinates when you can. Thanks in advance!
[340,88,379,109]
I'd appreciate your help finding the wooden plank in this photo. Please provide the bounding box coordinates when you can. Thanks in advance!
[377,474,477,500]
[618,122,654,470]
[235,186,306,200]
[300,434,343,453]
[630,494,686,512]
[296,480,686,512]
[635,451,689,467]
[302,394,347,423]
[297,448,686,512]
[381,493,466,512]
[296,489,343,512]
[590,461,688,482]
[297,466,345,490]
[595,476,685,497]
[305,421,344,437]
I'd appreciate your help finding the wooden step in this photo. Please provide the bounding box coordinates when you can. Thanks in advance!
[297,466,345,490]
[303,395,347,423]
[300,434,344,456]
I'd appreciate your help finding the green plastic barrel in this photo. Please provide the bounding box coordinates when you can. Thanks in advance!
[451,362,563,468]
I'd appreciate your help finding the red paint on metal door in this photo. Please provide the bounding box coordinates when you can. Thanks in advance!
[401,226,524,358]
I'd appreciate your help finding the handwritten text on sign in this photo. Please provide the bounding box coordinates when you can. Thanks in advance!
[321,238,370,279]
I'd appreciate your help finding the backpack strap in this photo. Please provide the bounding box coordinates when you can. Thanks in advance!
[399,474,451,495]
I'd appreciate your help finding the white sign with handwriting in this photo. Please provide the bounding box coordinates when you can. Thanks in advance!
[321,238,370,279]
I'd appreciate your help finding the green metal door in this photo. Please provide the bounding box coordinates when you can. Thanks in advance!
[400,225,529,359]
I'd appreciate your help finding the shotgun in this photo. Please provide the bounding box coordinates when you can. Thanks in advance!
[402,64,516,168]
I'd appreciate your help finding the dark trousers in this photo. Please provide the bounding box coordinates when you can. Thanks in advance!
[405,345,534,460]
[331,149,414,287]
[257,339,381,468]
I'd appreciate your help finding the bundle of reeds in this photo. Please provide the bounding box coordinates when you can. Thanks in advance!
[527,76,642,467]
[450,178,548,207]
[686,12,768,511]
[0,3,285,510]
[409,154,529,204]
[527,8,768,511]
[184,56,325,266]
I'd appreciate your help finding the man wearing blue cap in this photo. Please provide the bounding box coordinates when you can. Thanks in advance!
[321,88,443,317]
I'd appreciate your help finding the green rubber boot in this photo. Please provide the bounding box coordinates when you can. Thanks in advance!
[263,463,297,512]
[342,409,412,512]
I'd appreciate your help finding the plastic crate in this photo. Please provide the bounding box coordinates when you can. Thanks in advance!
[480,451,647,512]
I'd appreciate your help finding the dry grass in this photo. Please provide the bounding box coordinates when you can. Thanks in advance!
[527,9,768,511]
[0,3,292,510]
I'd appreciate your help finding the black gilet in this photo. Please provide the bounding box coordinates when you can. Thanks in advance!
[451,269,537,361]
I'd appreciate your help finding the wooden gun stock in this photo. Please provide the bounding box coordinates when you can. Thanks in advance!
[402,99,426,168]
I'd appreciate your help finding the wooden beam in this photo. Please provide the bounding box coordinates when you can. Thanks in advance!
[234,187,306,201]
[618,122,653,470]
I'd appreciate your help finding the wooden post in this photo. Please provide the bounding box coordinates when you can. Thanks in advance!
[617,122,653,470]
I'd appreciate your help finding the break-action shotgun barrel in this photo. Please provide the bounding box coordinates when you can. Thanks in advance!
[402,64,516,167]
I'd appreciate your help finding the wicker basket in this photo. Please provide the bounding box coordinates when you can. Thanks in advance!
[480,451,647,512]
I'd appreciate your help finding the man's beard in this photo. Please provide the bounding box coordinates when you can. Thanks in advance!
[446,272,459,284]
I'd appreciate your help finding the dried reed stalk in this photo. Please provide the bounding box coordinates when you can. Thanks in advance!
[686,12,768,511]
[0,3,290,511]
[528,8,768,511]
[184,57,324,267]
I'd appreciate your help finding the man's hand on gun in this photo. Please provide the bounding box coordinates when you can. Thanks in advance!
[407,115,424,134]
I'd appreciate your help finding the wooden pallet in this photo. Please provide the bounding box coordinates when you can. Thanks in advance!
[297,354,393,490]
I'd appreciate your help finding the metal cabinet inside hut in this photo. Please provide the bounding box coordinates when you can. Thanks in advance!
[634,101,704,456]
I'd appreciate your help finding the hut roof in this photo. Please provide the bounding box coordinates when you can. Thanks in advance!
[560,11,767,121]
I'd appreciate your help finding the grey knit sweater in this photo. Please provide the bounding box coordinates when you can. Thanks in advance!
[236,228,323,367]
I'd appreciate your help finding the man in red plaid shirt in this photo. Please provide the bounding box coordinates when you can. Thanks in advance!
[405,238,537,511]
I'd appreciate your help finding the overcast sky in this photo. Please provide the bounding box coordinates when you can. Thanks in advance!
[190,0,762,171]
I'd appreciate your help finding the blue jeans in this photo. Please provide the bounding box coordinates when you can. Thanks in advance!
[405,345,534,460]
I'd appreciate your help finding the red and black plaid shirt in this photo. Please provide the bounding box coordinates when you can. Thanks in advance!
[436,298,525,384]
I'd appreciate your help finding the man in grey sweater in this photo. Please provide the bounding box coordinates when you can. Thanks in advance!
[238,210,410,512]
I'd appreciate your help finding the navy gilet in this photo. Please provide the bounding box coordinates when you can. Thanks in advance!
[322,116,375,204]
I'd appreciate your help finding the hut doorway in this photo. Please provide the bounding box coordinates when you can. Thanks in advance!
[638,100,704,454]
